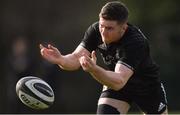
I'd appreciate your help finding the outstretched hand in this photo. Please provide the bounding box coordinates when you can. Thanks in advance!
[79,50,97,73]
[39,44,62,64]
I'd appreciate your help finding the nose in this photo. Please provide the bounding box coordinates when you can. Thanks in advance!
[101,28,107,36]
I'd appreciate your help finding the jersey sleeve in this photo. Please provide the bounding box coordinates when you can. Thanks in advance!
[79,22,101,52]
[118,40,148,71]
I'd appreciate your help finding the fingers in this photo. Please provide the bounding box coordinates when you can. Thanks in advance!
[48,44,52,48]
[39,44,44,49]
[48,44,58,50]
[79,56,91,72]
[79,54,94,69]
[39,44,56,50]
[39,44,51,56]
[79,56,89,66]
[80,51,96,66]
[91,50,97,62]
[40,44,45,56]
[40,43,59,53]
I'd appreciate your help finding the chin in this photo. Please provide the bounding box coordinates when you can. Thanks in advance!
[103,41,111,44]
[102,38,110,44]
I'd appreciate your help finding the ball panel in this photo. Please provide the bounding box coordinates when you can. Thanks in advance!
[16,76,38,95]
[19,90,49,109]
[16,76,55,109]
[33,83,54,97]
[25,79,54,102]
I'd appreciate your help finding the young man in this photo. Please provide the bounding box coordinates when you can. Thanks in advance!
[40,1,168,114]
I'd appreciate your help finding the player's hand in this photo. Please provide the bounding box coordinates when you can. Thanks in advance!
[79,50,97,73]
[39,44,62,64]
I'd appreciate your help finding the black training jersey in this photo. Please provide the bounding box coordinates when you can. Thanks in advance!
[80,22,160,93]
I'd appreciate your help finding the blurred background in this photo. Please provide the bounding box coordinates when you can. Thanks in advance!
[0,0,180,114]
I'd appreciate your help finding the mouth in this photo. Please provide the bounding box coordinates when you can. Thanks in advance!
[102,37,111,44]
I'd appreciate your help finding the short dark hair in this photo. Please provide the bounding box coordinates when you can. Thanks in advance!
[99,1,129,23]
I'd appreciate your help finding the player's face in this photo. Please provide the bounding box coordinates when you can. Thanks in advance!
[99,17,127,44]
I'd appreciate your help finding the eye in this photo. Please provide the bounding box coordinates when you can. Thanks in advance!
[99,24,104,29]
[106,27,113,31]
[99,24,114,31]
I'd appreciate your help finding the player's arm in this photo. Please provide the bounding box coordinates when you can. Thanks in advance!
[79,51,133,91]
[91,63,133,91]
[40,44,90,71]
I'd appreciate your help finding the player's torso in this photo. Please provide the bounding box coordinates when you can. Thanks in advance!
[82,22,160,92]
[97,42,123,71]
[96,23,160,92]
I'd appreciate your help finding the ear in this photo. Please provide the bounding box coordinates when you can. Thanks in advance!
[122,23,128,31]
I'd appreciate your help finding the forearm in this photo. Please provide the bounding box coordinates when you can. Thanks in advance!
[58,53,80,71]
[89,65,125,91]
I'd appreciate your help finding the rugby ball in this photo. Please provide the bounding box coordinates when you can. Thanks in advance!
[16,76,55,109]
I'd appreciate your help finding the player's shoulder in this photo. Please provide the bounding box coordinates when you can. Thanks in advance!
[85,21,100,36]
[124,23,148,44]
[90,21,99,30]
[120,24,150,51]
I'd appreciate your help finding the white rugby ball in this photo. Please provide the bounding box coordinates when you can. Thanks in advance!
[16,76,55,109]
